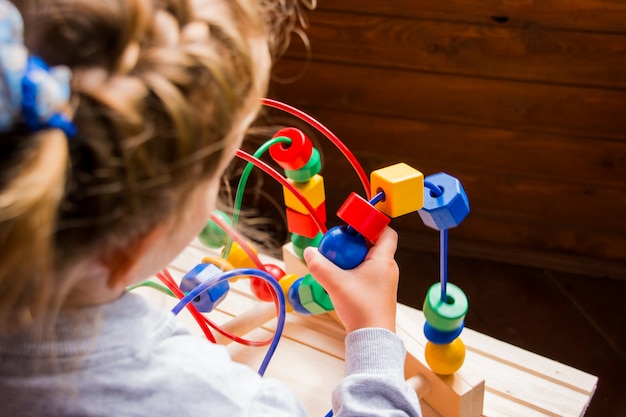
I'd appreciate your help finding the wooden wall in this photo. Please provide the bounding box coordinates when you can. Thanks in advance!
[265,0,626,278]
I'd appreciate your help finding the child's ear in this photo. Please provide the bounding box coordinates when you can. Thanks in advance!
[105,226,165,291]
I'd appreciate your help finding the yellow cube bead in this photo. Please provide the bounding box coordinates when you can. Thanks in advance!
[279,273,300,312]
[370,163,424,217]
[283,174,325,214]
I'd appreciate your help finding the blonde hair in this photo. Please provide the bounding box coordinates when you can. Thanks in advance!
[0,0,313,333]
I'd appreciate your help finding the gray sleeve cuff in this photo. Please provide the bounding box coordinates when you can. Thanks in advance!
[344,328,407,379]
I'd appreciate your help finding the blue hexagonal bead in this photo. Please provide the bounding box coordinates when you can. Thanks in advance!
[418,172,470,230]
[179,263,230,312]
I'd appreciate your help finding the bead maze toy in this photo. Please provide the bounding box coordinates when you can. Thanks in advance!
[134,98,597,417]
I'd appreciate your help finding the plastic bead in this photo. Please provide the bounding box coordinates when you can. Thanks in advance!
[424,321,464,345]
[286,203,326,239]
[425,338,466,375]
[423,282,468,332]
[201,256,233,271]
[291,232,323,259]
[250,264,285,302]
[269,127,313,171]
[283,174,325,214]
[223,241,257,270]
[279,273,299,312]
[179,263,229,313]
[318,225,369,270]
[370,163,424,217]
[198,210,232,248]
[418,172,470,230]
[287,277,313,315]
[297,274,334,314]
[285,148,321,183]
[336,192,390,243]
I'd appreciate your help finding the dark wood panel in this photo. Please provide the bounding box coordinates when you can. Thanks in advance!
[288,11,626,88]
[319,154,626,235]
[271,59,626,140]
[268,108,626,188]
[316,0,626,33]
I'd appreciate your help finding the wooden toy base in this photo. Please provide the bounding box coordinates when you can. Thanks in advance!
[137,240,597,417]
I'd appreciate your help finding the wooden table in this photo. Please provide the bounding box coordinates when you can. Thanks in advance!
[137,239,597,417]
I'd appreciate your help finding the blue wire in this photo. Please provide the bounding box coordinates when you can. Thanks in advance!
[369,190,385,206]
[440,229,448,302]
[424,180,444,197]
[170,268,287,376]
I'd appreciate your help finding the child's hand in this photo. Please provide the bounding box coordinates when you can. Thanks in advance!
[303,227,399,333]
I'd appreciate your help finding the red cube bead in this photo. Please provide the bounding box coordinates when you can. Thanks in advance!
[286,203,327,238]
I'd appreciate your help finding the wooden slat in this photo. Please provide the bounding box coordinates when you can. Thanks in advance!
[315,0,626,34]
[270,59,626,140]
[287,11,626,89]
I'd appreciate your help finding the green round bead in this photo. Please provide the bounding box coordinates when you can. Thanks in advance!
[291,232,323,258]
[198,210,232,248]
[285,148,321,183]
[423,282,468,332]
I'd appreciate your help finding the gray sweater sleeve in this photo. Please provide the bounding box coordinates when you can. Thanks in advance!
[331,328,423,417]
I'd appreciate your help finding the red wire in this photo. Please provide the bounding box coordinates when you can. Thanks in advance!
[235,149,328,235]
[209,212,265,270]
[156,269,217,343]
[159,269,274,347]
[261,98,371,199]
[199,314,273,347]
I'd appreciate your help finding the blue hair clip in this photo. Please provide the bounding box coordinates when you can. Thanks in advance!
[0,0,76,137]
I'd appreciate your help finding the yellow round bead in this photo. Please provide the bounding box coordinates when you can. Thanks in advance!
[223,241,257,270]
[278,274,300,312]
[424,338,466,375]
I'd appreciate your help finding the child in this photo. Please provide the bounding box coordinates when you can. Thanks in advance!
[0,0,422,416]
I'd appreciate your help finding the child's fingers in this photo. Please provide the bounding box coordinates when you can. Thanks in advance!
[364,227,398,261]
[302,246,344,290]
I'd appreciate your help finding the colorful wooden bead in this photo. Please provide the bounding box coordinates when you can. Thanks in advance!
[370,163,424,218]
[279,273,299,312]
[424,321,464,345]
[423,282,468,332]
[269,127,313,171]
[418,172,470,230]
[425,338,466,375]
[198,210,231,248]
[283,174,326,214]
[223,241,257,270]
[291,232,323,259]
[336,192,390,242]
[285,148,321,183]
[287,277,313,315]
[297,274,334,314]
[318,225,369,270]
[179,263,229,313]
[250,264,285,302]
[286,203,326,239]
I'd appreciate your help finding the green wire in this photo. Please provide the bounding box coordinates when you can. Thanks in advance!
[127,280,176,297]
[222,136,291,259]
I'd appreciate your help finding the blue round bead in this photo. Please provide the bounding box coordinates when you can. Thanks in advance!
[418,172,470,230]
[423,321,464,345]
[318,225,369,270]
[287,277,313,315]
